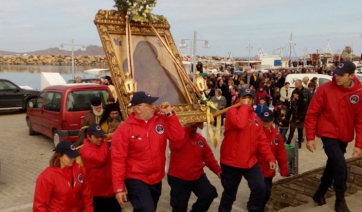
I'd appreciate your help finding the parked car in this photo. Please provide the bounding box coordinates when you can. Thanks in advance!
[26,84,112,147]
[0,79,40,111]
[285,74,332,89]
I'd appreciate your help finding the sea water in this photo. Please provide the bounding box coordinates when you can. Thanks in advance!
[0,65,108,90]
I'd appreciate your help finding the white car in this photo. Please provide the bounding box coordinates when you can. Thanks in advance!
[285,74,332,89]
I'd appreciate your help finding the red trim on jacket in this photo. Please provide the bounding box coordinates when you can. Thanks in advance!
[305,76,362,148]
[168,127,221,180]
[80,139,114,197]
[257,126,289,178]
[220,104,276,168]
[111,112,184,193]
[33,163,93,212]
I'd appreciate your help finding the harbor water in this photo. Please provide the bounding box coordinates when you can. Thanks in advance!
[0,65,108,90]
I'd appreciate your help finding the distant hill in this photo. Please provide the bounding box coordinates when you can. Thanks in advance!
[0,45,105,56]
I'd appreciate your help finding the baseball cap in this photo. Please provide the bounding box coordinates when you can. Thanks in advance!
[87,123,106,137]
[54,140,80,158]
[259,109,274,122]
[130,91,159,106]
[333,61,356,75]
[239,88,255,99]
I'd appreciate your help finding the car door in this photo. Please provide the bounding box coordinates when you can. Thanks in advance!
[0,80,23,109]
[43,92,62,138]
[29,92,46,133]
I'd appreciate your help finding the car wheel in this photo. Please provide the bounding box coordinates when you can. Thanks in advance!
[53,131,60,147]
[29,120,36,135]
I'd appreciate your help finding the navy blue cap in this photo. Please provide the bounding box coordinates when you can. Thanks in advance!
[54,140,80,158]
[87,123,106,137]
[260,109,274,122]
[239,88,255,99]
[130,91,159,106]
[333,61,356,75]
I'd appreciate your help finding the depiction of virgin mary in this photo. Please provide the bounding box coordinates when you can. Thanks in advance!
[123,40,188,105]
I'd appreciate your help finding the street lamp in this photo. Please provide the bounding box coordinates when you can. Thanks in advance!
[180,31,209,81]
[246,44,253,67]
[59,39,86,79]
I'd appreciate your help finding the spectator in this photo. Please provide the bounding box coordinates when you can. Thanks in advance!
[230,85,240,105]
[308,82,317,97]
[211,89,227,126]
[75,76,82,83]
[302,77,309,89]
[292,79,312,107]
[255,98,269,117]
[238,78,248,90]
[217,79,231,107]
[280,82,292,107]
[278,106,290,142]
[277,72,286,88]
[272,87,281,106]
[256,87,272,105]
[286,90,306,148]
[204,82,215,99]
[273,100,283,130]
[263,81,274,106]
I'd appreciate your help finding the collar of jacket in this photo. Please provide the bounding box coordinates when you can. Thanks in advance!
[332,76,362,92]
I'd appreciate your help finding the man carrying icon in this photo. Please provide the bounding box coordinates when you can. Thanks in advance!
[111,91,184,212]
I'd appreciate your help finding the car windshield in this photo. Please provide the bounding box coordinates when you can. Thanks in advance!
[319,78,330,86]
[66,90,110,112]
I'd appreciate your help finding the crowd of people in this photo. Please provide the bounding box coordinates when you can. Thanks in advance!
[32,62,362,212]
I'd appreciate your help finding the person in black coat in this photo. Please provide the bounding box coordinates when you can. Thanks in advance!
[277,73,286,89]
[286,90,307,148]
[204,82,215,99]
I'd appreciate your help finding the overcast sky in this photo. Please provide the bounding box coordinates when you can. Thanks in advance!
[0,0,361,57]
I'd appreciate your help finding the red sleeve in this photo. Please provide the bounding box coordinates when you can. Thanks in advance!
[257,128,276,163]
[33,171,53,212]
[111,127,129,193]
[169,128,188,150]
[81,168,94,212]
[80,142,109,169]
[201,136,222,175]
[276,133,289,176]
[355,103,362,149]
[225,104,250,130]
[165,112,185,142]
[265,91,272,99]
[305,86,325,141]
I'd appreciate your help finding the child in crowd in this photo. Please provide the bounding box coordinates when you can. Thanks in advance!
[255,98,269,117]
[257,109,289,211]
[273,100,283,130]
[278,106,290,142]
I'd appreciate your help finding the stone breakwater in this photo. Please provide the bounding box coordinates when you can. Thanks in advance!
[0,55,109,66]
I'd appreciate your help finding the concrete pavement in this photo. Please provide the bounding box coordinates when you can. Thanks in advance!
[0,111,357,211]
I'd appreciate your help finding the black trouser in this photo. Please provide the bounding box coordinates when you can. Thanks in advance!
[93,196,122,212]
[218,163,265,212]
[319,137,348,193]
[262,178,273,211]
[125,179,162,212]
[286,126,303,146]
[168,174,218,212]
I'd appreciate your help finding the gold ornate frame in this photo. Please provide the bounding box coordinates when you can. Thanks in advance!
[94,10,207,124]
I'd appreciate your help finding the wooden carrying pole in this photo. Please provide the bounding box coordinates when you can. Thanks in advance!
[212,103,241,117]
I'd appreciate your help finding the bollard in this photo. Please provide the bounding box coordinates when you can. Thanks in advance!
[294,139,299,175]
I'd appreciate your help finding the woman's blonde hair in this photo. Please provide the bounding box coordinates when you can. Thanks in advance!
[49,152,64,167]
[302,77,309,84]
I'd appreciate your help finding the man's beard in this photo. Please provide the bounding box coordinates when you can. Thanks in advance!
[93,108,103,116]
[107,116,122,123]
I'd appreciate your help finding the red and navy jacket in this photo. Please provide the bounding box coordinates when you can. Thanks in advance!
[33,163,93,212]
[80,139,114,197]
[305,76,362,148]
[168,127,222,180]
[111,111,184,193]
[256,126,289,178]
[220,104,276,168]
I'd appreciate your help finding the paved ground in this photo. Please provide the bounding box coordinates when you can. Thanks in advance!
[0,111,357,212]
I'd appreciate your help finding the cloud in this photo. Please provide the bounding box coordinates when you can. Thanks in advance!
[13,24,35,29]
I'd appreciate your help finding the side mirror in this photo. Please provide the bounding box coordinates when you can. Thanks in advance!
[14,88,20,93]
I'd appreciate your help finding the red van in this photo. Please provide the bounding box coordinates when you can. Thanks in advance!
[26,84,112,147]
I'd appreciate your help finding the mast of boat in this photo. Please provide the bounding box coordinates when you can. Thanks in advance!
[288,32,293,62]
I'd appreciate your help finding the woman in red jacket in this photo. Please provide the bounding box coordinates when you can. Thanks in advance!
[80,123,122,212]
[33,140,93,212]
[257,109,289,211]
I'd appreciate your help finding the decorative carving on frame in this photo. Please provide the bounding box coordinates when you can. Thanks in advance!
[94,10,206,124]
